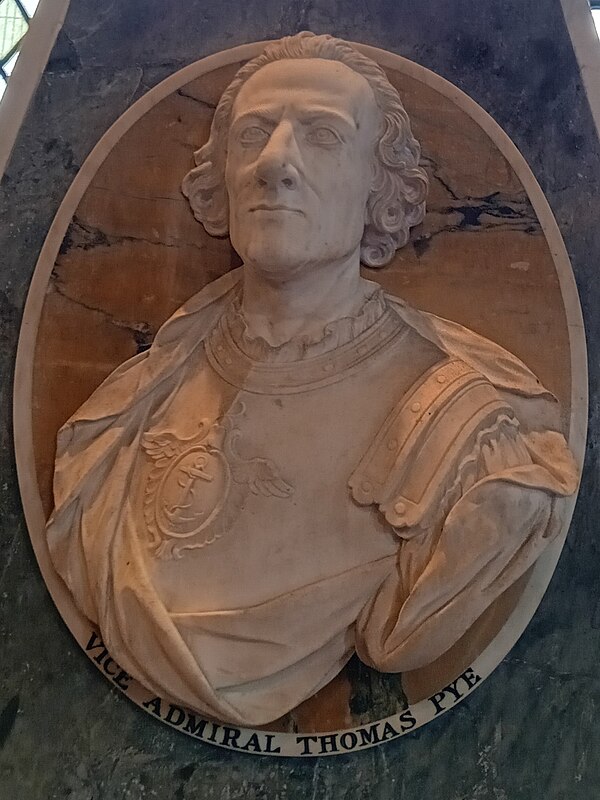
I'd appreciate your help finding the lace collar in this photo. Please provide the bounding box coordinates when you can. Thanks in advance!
[226,288,388,363]
[205,287,407,395]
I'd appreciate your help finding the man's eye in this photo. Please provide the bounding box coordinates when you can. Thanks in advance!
[239,126,270,145]
[306,127,341,145]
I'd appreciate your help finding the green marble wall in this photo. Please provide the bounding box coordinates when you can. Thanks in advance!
[1,1,600,797]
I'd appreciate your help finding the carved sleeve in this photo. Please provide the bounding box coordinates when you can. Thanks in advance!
[350,358,578,673]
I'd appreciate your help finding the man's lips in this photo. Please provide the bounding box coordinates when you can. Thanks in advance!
[248,204,305,215]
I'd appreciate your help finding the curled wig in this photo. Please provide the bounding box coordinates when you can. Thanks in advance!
[181,31,428,268]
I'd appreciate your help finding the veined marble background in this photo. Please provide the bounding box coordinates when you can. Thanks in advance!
[1,1,599,798]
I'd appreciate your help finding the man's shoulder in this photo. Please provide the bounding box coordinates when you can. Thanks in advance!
[350,355,520,528]
[385,292,554,402]
[60,271,242,432]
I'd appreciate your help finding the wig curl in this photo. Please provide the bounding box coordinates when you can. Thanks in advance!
[181,31,428,268]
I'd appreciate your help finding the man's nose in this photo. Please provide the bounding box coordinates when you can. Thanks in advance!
[254,121,301,190]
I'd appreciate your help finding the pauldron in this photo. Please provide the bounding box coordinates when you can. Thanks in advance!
[349,358,519,530]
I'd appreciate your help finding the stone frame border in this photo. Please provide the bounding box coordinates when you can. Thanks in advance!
[13,40,588,757]
[0,0,72,178]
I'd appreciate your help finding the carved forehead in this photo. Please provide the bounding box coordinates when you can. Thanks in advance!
[232,58,379,124]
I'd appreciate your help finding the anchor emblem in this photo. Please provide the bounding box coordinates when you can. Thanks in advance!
[142,403,293,559]
[166,453,215,524]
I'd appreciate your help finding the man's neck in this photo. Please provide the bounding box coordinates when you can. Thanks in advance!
[240,252,374,347]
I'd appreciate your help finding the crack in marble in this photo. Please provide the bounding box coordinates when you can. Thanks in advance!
[447,195,538,229]
[175,88,217,110]
[412,211,540,258]
[423,156,462,202]
[50,278,154,351]
[423,154,537,224]
[60,217,207,256]
[87,186,188,205]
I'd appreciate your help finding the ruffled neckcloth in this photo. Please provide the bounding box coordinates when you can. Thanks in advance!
[205,287,408,394]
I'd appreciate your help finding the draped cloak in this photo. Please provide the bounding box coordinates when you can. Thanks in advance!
[46,268,579,726]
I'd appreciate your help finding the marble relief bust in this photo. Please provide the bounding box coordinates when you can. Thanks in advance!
[46,32,578,727]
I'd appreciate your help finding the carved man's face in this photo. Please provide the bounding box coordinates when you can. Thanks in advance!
[226,58,381,279]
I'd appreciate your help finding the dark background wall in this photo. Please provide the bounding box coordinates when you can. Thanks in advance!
[1,2,600,797]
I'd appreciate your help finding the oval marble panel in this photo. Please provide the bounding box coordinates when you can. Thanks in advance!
[14,40,587,755]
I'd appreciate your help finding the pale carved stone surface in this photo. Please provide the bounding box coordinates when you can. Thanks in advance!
[44,33,579,727]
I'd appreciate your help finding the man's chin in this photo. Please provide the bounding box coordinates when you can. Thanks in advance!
[241,244,313,281]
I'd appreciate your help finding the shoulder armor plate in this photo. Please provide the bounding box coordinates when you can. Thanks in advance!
[349,358,517,529]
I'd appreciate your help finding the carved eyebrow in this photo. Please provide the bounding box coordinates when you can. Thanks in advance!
[296,109,357,131]
[230,111,278,129]
[230,107,357,132]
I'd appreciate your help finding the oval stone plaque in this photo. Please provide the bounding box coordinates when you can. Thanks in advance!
[14,38,586,756]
